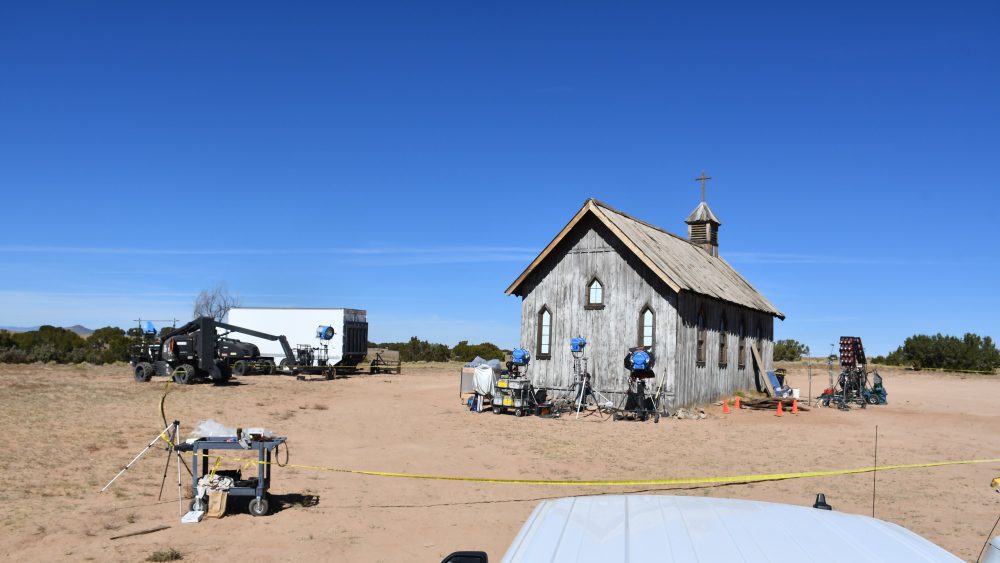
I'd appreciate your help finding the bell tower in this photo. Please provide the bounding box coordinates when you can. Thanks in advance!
[686,171,721,257]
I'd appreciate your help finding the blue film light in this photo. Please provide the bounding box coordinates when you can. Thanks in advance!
[512,348,530,365]
[631,349,651,370]
[571,336,587,353]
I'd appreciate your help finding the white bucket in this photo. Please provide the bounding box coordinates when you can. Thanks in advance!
[792,388,800,399]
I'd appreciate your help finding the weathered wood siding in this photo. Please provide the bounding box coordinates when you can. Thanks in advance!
[517,215,678,401]
[672,293,774,406]
[514,214,777,410]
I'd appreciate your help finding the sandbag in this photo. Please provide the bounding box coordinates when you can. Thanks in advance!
[206,491,228,518]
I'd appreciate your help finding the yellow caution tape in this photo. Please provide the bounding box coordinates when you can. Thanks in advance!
[184,451,1000,487]
[209,456,223,477]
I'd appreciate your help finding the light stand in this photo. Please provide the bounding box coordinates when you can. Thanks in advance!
[101,422,177,493]
[569,337,613,419]
[615,348,659,422]
[102,420,186,516]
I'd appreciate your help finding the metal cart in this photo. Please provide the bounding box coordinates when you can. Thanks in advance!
[177,436,286,516]
[493,377,536,417]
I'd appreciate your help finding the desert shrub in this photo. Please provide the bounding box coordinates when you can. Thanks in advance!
[66,348,90,364]
[12,326,85,357]
[88,326,131,364]
[373,337,451,362]
[147,548,183,561]
[0,347,28,363]
[774,339,809,361]
[26,343,60,363]
[0,330,14,349]
[0,324,136,365]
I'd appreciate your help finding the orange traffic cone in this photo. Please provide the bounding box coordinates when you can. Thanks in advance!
[722,399,730,414]
[792,399,798,415]
[734,396,741,410]
[775,401,783,417]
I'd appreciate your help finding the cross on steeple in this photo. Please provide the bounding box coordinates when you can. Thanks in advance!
[695,170,712,202]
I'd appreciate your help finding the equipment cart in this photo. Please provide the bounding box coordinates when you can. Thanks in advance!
[177,436,286,516]
[493,377,536,417]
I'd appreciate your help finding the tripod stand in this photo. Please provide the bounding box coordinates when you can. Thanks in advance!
[573,371,614,419]
[614,373,660,422]
[101,420,185,515]
[573,354,614,419]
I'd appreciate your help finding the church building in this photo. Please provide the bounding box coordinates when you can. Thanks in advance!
[505,188,784,410]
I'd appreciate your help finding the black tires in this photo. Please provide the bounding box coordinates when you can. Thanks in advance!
[262,360,276,375]
[248,496,269,517]
[134,362,153,382]
[278,358,298,375]
[209,362,232,384]
[232,360,248,376]
[492,405,503,415]
[172,364,195,385]
[866,394,880,405]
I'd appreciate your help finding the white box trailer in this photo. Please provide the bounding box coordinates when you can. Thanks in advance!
[224,307,368,368]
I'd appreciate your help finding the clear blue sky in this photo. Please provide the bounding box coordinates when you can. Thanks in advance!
[1,1,997,355]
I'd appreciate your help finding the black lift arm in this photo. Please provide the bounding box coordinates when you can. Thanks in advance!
[161,317,298,370]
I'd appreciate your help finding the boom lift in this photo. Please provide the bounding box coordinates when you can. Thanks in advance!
[150,316,298,384]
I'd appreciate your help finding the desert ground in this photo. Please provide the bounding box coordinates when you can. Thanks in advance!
[1,362,998,562]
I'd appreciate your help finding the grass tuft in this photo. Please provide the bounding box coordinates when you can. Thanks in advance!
[147,548,183,562]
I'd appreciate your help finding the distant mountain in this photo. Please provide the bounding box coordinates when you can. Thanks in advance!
[0,325,95,337]
[0,326,39,333]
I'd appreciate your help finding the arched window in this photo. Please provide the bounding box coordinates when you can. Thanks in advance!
[696,307,706,366]
[718,314,728,367]
[639,306,654,348]
[738,318,747,369]
[537,306,552,358]
[586,277,604,309]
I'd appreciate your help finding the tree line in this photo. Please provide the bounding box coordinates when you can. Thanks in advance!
[4,325,995,372]
[369,337,508,363]
[0,327,509,365]
[871,333,999,372]
[774,333,999,373]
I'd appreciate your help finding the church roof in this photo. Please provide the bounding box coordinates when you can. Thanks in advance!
[505,198,784,319]
[685,201,721,225]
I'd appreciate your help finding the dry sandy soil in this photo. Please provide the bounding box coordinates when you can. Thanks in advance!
[1,362,998,562]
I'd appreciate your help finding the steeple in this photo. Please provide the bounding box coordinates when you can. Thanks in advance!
[686,171,721,256]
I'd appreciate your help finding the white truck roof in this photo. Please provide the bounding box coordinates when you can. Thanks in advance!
[500,495,961,563]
